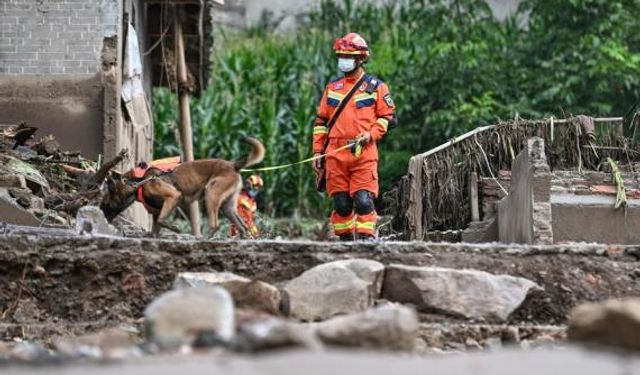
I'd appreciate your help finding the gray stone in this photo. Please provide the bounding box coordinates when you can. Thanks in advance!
[284,259,385,321]
[174,272,282,315]
[237,317,321,352]
[76,206,121,236]
[568,298,640,351]
[382,265,541,322]
[54,327,140,360]
[315,304,419,350]
[144,286,235,348]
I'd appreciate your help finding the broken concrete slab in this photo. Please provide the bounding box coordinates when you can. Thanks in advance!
[76,206,122,236]
[0,188,41,226]
[382,265,542,322]
[144,286,235,349]
[174,272,282,315]
[283,259,385,321]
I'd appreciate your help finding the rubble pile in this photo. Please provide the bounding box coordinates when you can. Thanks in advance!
[0,123,126,230]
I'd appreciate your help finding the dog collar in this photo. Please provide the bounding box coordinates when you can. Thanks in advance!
[136,186,154,213]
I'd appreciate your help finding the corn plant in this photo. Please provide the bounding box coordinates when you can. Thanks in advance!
[154,0,640,219]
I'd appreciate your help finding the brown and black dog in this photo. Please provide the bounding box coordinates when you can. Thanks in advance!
[102,137,265,237]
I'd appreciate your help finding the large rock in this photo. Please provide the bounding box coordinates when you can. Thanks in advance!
[283,259,385,321]
[315,304,419,350]
[174,272,282,315]
[382,265,541,322]
[568,298,640,351]
[76,206,121,236]
[144,286,235,348]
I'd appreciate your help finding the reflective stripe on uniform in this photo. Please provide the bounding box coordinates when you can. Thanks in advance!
[354,92,377,101]
[376,117,389,130]
[239,197,256,210]
[313,126,329,135]
[328,91,345,101]
[356,221,375,230]
[333,219,356,231]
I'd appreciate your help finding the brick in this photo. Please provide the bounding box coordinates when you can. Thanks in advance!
[29,59,55,68]
[10,52,36,60]
[27,38,51,47]
[8,66,24,74]
[0,16,18,24]
[0,46,16,53]
[50,66,64,74]
[24,66,51,74]
[37,52,68,60]
[62,24,90,32]
[70,16,97,25]
[73,51,97,60]
[63,66,89,74]
[56,60,81,68]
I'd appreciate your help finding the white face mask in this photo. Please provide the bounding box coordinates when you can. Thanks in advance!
[338,58,356,73]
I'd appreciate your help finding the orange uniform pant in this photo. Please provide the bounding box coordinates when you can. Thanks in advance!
[326,139,378,237]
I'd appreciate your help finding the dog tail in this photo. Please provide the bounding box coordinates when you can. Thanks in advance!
[234,137,265,171]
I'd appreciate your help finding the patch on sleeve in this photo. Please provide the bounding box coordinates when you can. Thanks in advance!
[383,93,395,108]
[333,81,344,90]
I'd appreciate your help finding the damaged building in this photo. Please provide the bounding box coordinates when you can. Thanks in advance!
[0,0,219,228]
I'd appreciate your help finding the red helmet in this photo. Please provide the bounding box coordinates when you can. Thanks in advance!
[333,33,370,61]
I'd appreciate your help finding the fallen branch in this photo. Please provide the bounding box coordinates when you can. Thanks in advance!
[87,149,128,188]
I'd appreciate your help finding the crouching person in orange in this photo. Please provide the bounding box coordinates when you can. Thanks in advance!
[230,174,263,238]
[312,33,396,241]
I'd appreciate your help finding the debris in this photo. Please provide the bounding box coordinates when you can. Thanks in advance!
[236,316,321,352]
[54,327,140,360]
[0,154,50,191]
[0,188,41,226]
[283,259,385,321]
[144,287,235,349]
[174,272,282,315]
[1,122,38,150]
[382,265,542,322]
[75,206,122,236]
[315,304,419,351]
[32,135,60,156]
[568,298,640,351]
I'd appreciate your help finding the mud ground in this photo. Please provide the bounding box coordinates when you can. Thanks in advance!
[1,233,639,343]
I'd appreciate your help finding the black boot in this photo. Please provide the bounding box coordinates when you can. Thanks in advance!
[357,233,376,241]
[339,233,354,242]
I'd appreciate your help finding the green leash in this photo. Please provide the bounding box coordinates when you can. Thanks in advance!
[241,143,354,173]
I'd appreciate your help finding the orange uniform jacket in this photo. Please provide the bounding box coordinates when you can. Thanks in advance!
[230,191,258,237]
[313,72,395,197]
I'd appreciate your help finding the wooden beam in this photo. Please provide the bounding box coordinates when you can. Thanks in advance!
[175,8,202,237]
[470,172,480,222]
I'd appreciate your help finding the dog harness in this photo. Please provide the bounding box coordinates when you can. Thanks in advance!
[132,156,181,213]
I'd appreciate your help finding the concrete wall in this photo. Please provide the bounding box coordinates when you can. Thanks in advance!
[552,195,640,244]
[497,137,552,245]
[550,170,640,244]
[0,75,105,157]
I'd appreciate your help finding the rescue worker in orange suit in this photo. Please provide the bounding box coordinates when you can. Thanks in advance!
[312,33,396,241]
[230,174,263,238]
